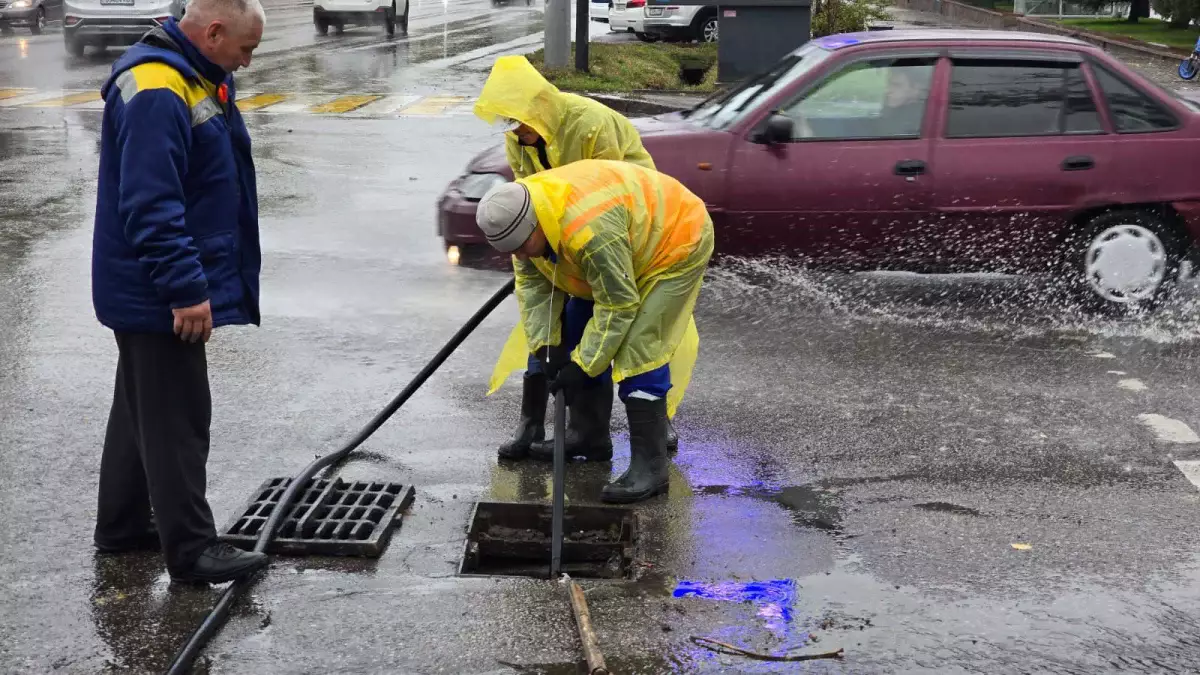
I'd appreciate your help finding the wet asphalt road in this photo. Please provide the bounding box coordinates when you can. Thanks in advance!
[5,4,1200,674]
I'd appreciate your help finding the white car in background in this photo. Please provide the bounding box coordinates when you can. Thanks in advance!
[62,0,184,57]
[313,0,408,36]
[642,4,717,42]
[608,0,644,38]
[589,0,608,22]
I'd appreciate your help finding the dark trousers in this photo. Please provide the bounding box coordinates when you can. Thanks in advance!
[94,332,216,575]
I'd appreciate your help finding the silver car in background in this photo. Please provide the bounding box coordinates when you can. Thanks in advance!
[62,0,185,56]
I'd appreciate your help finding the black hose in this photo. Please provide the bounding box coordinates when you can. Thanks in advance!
[165,278,516,675]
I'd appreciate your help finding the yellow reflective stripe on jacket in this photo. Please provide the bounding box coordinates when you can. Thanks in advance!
[115,61,221,128]
[516,159,713,381]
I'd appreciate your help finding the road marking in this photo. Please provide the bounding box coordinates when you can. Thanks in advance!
[1173,460,1200,490]
[237,93,291,112]
[1118,379,1148,392]
[0,90,480,118]
[1137,414,1200,444]
[1090,351,1116,359]
[27,91,102,107]
[309,95,382,114]
[400,95,468,116]
[1107,370,1127,375]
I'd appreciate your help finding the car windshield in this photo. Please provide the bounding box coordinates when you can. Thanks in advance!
[685,45,835,130]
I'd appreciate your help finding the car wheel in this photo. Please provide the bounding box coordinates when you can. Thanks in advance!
[31,7,45,35]
[314,11,329,35]
[635,32,658,42]
[695,13,717,42]
[1065,209,1183,312]
[65,36,84,56]
[399,2,408,32]
[384,2,395,35]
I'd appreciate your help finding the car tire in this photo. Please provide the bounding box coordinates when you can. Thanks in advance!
[31,7,45,35]
[693,12,717,43]
[1063,209,1183,313]
[399,2,408,33]
[314,12,329,35]
[635,32,658,42]
[65,36,84,57]
[384,2,395,35]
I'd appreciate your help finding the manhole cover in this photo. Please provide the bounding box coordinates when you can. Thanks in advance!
[219,477,415,557]
[458,501,637,579]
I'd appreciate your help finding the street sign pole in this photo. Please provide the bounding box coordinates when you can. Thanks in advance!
[575,0,589,72]
[545,0,571,68]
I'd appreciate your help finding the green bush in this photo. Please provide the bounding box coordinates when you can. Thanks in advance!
[811,0,891,37]
[1151,0,1198,28]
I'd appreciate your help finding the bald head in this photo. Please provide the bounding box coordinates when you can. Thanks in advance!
[179,0,265,74]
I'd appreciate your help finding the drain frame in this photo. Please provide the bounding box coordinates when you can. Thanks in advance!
[457,501,639,580]
[219,477,415,558]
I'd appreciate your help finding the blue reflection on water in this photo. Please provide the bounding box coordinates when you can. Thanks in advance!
[673,578,798,635]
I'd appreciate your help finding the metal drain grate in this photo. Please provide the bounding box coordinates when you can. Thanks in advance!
[219,477,415,557]
[458,501,638,579]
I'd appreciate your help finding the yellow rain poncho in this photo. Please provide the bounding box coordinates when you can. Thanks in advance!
[473,55,656,179]
[487,160,715,419]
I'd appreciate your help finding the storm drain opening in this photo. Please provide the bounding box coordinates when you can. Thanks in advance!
[458,501,638,579]
[220,477,416,557]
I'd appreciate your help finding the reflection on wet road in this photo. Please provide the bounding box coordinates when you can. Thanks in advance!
[5,2,1200,672]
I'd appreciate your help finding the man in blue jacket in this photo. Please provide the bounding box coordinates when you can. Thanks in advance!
[91,0,268,584]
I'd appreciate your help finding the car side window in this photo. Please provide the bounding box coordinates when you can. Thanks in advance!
[1090,65,1178,133]
[779,57,937,141]
[945,59,1102,138]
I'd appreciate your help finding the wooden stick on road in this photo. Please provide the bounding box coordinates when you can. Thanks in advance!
[568,581,609,675]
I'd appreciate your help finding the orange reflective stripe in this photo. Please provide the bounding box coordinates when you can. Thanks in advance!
[563,194,626,241]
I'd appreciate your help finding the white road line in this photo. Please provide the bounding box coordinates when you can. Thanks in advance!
[347,94,422,117]
[0,90,73,107]
[1119,379,1148,392]
[1107,370,1127,375]
[1090,351,1117,359]
[1137,414,1200,444]
[1172,460,1200,490]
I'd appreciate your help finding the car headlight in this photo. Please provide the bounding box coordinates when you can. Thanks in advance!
[12,0,32,7]
[458,173,508,202]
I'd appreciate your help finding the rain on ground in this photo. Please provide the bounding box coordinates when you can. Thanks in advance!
[4,2,1200,673]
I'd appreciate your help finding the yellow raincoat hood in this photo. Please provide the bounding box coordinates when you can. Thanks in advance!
[473,56,655,179]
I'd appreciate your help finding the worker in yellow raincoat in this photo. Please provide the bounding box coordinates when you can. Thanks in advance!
[475,159,713,504]
[473,54,661,465]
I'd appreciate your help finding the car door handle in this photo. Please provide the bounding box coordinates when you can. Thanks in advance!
[894,160,926,177]
[1062,155,1094,171]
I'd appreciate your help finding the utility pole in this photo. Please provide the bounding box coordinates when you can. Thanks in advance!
[575,0,589,72]
[544,0,570,68]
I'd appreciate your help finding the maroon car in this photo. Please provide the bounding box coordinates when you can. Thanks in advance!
[437,29,1200,309]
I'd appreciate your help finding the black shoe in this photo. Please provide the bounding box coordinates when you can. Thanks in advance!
[498,373,548,461]
[94,527,160,554]
[530,383,613,462]
[602,398,670,504]
[172,543,269,585]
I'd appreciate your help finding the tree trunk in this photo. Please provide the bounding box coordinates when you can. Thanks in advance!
[1127,0,1150,22]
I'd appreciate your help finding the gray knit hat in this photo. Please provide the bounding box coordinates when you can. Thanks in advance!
[476,182,537,253]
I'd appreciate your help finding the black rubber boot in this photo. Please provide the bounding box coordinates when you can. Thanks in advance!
[497,373,548,461]
[666,416,679,455]
[529,382,613,462]
[601,398,670,504]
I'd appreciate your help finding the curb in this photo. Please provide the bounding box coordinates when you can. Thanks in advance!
[584,93,692,115]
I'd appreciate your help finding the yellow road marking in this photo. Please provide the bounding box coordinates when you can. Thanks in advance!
[309,95,382,114]
[27,91,102,107]
[237,93,290,112]
[400,95,467,115]
[0,88,33,101]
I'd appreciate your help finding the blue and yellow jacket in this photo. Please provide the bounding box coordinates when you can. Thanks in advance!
[92,19,260,334]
